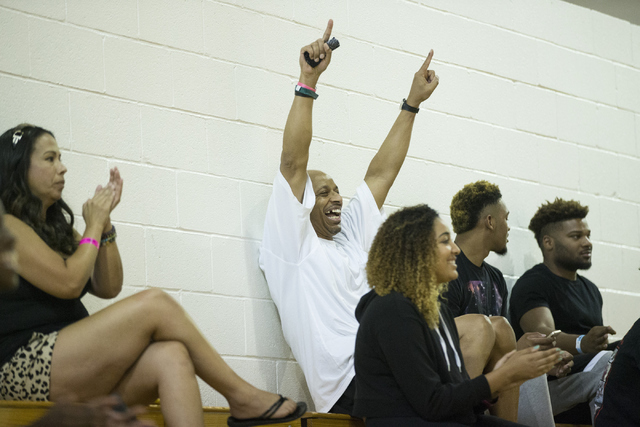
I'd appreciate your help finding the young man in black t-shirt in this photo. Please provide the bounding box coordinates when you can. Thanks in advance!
[447,249,509,318]
[509,198,615,422]
[444,181,570,427]
[510,263,605,342]
[445,181,510,318]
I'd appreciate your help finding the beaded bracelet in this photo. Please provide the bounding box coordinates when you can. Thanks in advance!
[101,225,117,246]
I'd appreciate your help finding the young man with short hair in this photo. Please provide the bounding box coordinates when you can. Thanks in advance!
[509,198,615,421]
[445,180,510,319]
[444,181,570,426]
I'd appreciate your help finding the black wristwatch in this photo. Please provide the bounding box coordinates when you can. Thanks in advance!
[401,98,419,113]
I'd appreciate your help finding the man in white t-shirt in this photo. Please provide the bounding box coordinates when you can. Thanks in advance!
[259,20,439,413]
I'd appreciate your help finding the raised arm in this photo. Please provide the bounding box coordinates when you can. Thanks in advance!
[520,307,615,355]
[90,167,124,299]
[364,50,439,209]
[6,168,124,300]
[280,20,334,202]
[6,185,114,299]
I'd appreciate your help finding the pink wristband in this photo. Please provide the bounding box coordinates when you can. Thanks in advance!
[79,238,99,249]
[297,82,316,92]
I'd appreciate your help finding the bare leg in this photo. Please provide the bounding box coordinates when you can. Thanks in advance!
[455,314,495,378]
[487,316,518,422]
[50,289,296,423]
[114,341,204,427]
[455,315,519,422]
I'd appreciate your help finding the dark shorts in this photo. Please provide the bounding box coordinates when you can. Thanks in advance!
[329,377,356,415]
[0,331,58,401]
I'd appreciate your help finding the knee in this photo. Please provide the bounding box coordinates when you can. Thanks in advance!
[148,341,195,375]
[135,288,183,316]
[458,314,496,347]
[490,316,516,351]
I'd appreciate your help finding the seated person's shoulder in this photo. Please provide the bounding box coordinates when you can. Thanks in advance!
[576,273,598,288]
[484,261,506,283]
[361,291,415,318]
[510,267,554,315]
[3,213,20,225]
[513,264,547,290]
[3,214,31,234]
[485,261,501,274]
[358,292,428,341]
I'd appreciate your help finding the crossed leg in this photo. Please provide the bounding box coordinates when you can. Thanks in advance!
[50,288,297,427]
[113,341,204,426]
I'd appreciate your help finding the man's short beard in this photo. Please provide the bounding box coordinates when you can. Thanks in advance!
[557,257,592,272]
[495,246,508,256]
[554,241,592,272]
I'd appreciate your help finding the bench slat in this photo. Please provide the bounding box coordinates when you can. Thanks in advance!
[0,402,311,427]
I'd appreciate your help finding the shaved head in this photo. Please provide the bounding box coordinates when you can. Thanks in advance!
[308,170,329,185]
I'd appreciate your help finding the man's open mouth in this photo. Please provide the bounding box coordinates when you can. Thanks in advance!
[326,208,341,223]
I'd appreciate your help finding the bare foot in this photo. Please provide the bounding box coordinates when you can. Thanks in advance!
[228,387,297,420]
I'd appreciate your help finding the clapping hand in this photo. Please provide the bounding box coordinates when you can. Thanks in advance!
[516,332,573,377]
[95,167,123,213]
[547,350,573,378]
[493,346,562,391]
[83,186,114,232]
[516,331,556,351]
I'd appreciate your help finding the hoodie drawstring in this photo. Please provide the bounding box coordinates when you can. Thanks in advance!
[436,312,463,372]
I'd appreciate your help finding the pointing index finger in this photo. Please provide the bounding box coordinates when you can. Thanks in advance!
[323,19,333,42]
[420,49,434,73]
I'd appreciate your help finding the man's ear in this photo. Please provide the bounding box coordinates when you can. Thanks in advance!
[485,214,495,231]
[542,235,553,252]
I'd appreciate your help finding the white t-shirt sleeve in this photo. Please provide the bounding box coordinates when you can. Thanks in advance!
[338,181,385,252]
[260,170,318,263]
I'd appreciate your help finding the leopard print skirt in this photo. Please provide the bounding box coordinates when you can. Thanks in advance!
[0,331,58,401]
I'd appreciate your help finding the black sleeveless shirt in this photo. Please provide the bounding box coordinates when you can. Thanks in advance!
[0,276,90,365]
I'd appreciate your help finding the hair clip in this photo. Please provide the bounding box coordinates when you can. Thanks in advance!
[12,130,23,147]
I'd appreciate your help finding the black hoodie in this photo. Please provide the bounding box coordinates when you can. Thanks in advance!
[353,290,492,424]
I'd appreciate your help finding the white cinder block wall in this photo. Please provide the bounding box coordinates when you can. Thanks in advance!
[1,0,639,409]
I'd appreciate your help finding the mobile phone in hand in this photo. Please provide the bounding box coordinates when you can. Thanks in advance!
[304,37,340,67]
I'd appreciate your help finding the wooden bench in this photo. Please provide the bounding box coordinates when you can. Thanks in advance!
[0,401,364,427]
[300,412,364,426]
[0,401,591,426]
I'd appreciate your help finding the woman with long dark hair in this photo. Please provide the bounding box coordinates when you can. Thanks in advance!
[353,204,561,426]
[0,124,305,427]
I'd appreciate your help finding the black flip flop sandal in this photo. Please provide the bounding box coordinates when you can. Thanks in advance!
[227,395,307,427]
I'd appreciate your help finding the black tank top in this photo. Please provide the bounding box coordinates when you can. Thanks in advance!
[0,276,90,365]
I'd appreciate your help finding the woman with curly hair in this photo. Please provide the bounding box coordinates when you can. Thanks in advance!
[353,204,562,426]
[0,124,305,427]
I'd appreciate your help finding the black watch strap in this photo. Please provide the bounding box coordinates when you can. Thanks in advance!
[401,98,419,113]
